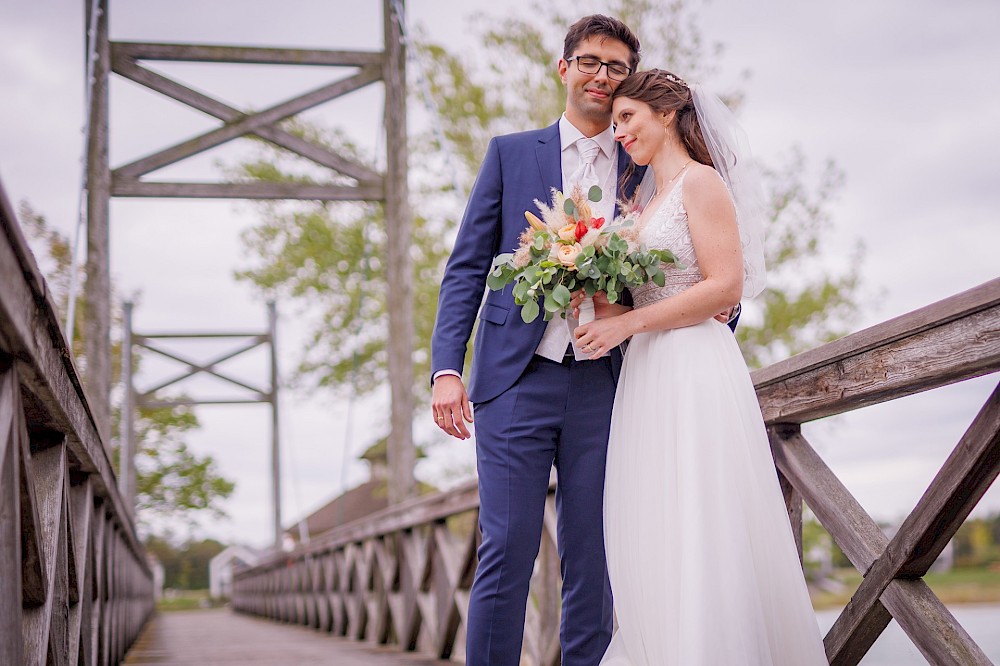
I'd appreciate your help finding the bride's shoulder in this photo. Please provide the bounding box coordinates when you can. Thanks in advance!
[683,163,731,203]
[685,162,725,187]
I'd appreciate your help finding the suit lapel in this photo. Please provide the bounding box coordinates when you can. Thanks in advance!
[535,122,562,201]
[615,147,646,219]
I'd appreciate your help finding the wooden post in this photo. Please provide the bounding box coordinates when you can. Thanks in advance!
[84,0,112,445]
[120,301,136,512]
[268,301,282,548]
[383,0,416,504]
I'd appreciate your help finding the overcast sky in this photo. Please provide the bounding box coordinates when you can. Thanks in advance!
[1,0,998,549]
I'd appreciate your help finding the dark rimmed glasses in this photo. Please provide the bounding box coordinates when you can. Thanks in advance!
[566,56,632,81]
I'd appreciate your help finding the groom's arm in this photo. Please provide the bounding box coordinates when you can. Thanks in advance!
[430,137,504,381]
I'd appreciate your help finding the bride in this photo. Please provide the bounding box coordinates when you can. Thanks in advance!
[573,69,829,665]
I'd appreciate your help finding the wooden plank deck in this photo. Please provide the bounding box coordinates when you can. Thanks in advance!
[123,609,447,665]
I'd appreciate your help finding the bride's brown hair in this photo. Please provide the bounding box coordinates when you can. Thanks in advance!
[613,69,713,168]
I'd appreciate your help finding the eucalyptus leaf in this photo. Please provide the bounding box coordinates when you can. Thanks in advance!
[521,298,540,323]
[588,185,602,202]
[552,284,571,307]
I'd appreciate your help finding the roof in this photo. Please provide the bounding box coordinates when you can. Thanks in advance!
[285,479,389,542]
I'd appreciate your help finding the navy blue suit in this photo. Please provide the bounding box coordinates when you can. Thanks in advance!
[431,121,645,665]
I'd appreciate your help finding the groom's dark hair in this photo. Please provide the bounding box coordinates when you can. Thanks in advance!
[564,15,641,70]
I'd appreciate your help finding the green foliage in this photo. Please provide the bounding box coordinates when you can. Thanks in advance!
[128,403,236,518]
[229,122,449,400]
[19,202,235,523]
[420,0,864,369]
[145,535,227,590]
[953,515,1000,568]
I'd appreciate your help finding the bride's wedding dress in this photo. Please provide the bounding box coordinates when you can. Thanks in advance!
[600,172,828,665]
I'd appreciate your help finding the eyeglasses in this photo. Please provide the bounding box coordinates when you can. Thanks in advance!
[566,56,632,82]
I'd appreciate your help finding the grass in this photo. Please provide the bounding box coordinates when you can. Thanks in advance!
[810,567,1000,610]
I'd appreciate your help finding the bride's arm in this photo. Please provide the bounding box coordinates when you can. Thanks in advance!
[574,167,743,354]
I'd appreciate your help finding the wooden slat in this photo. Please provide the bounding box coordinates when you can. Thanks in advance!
[754,279,1000,424]
[880,578,992,665]
[110,179,386,201]
[112,65,381,179]
[822,382,1000,661]
[770,426,993,664]
[111,54,383,184]
[67,481,94,665]
[112,41,383,66]
[0,363,25,665]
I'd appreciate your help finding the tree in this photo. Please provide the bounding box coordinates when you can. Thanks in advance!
[229,121,450,400]
[19,202,235,524]
[144,534,227,589]
[417,0,864,369]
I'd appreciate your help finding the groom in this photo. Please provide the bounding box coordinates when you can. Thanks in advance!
[430,15,644,666]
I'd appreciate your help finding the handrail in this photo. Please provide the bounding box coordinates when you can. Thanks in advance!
[0,177,154,665]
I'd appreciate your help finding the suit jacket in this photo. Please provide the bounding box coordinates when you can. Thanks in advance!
[431,121,646,404]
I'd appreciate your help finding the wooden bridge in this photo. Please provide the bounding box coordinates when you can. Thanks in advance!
[2,170,999,664]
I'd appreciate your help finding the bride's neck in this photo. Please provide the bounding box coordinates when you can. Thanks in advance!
[651,140,692,193]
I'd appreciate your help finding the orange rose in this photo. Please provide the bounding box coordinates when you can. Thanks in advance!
[558,224,578,242]
[557,243,582,268]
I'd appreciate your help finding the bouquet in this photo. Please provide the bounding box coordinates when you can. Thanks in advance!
[486,184,681,326]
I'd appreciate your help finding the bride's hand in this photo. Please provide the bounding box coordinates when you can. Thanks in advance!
[569,290,632,319]
[574,316,632,359]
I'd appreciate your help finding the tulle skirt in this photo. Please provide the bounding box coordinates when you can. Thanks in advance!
[600,319,828,665]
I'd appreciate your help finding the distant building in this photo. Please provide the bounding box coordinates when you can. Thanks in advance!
[284,438,431,546]
[147,553,165,601]
[209,545,263,600]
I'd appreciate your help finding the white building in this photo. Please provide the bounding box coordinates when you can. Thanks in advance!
[209,545,262,600]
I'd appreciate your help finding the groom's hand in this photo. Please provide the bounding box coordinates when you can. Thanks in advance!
[432,375,474,440]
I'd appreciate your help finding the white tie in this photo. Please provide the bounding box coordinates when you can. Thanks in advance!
[570,137,601,191]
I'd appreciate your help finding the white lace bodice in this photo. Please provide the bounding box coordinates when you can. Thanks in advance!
[630,173,703,309]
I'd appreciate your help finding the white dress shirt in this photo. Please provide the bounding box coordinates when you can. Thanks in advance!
[433,116,619,382]
[533,115,618,362]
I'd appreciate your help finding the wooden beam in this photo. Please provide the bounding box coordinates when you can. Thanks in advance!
[383,0,417,505]
[136,332,265,339]
[754,279,1000,424]
[820,383,999,660]
[770,426,993,664]
[112,41,383,66]
[0,181,148,567]
[110,179,385,201]
[767,426,892,662]
[768,426,888,571]
[111,54,383,183]
[137,338,268,396]
[139,398,268,408]
[84,0,112,444]
[112,65,382,179]
[0,365,25,663]
[880,578,992,665]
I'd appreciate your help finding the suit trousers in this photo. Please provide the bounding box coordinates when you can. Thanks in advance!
[466,353,617,666]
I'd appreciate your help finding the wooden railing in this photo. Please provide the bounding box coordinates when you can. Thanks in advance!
[0,179,154,664]
[234,278,1000,665]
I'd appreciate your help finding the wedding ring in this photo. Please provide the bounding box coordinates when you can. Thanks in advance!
[436,416,444,422]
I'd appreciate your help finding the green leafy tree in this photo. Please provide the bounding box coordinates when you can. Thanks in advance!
[418,0,864,369]
[228,121,449,400]
[145,534,226,589]
[19,202,235,523]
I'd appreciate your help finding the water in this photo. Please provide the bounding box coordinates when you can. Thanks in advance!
[815,604,1000,664]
